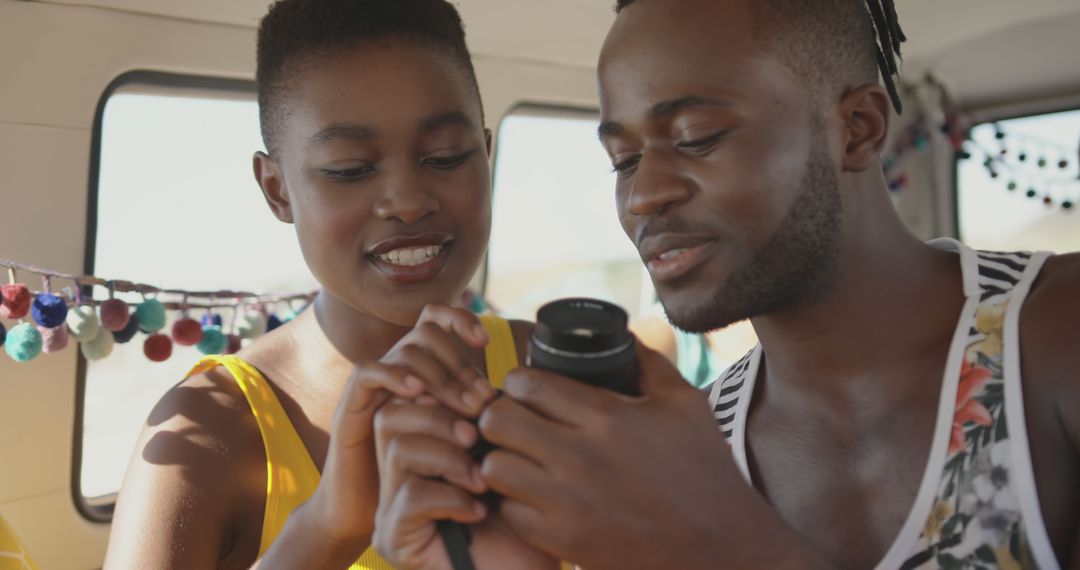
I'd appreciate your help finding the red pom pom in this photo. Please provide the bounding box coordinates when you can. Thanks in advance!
[225,334,243,355]
[0,284,32,320]
[144,334,173,362]
[172,317,203,346]
[100,299,131,332]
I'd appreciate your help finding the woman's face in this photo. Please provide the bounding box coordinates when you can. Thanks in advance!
[257,41,491,326]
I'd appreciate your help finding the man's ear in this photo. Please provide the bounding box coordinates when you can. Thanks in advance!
[484,128,493,157]
[837,83,892,173]
[253,151,294,224]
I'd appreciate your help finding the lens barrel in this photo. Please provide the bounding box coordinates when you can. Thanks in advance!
[529,298,640,396]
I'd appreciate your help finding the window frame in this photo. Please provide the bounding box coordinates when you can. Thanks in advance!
[75,70,256,523]
[480,102,604,296]
[952,95,1080,244]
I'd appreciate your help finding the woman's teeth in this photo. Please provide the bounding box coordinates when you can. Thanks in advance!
[375,245,444,266]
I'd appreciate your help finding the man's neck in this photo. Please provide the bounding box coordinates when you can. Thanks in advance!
[749,206,966,400]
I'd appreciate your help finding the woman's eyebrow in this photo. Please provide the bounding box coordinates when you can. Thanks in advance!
[308,123,378,147]
[419,110,474,133]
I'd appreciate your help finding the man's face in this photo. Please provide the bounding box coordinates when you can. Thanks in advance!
[599,0,844,332]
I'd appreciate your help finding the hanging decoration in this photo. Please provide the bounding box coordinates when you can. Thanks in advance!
[958,122,1078,211]
[0,258,315,365]
[882,77,1078,212]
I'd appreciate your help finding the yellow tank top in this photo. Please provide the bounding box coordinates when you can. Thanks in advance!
[184,314,520,569]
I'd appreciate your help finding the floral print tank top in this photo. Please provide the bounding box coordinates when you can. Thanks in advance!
[708,239,1059,569]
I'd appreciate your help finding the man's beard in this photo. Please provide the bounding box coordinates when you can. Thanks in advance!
[665,137,844,333]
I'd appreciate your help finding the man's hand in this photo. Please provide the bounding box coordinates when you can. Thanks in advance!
[479,344,830,570]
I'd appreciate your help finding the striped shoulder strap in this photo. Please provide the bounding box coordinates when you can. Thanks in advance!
[709,348,758,439]
[477,314,520,389]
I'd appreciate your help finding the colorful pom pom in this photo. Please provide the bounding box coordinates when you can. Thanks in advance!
[283,309,299,323]
[5,323,42,362]
[266,315,283,332]
[32,293,69,328]
[39,324,69,353]
[81,327,115,361]
[66,305,101,341]
[236,312,268,340]
[197,326,228,355]
[135,299,167,333]
[144,334,173,362]
[113,313,142,344]
[99,299,131,332]
[201,313,224,328]
[172,317,203,346]
[0,284,32,320]
[225,334,242,355]
[144,332,173,362]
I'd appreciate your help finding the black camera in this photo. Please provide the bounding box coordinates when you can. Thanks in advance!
[468,297,639,462]
[528,297,640,396]
[448,298,641,570]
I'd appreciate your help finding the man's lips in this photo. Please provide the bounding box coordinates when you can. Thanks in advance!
[638,235,717,282]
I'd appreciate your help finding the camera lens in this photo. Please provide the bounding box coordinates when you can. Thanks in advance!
[529,298,640,396]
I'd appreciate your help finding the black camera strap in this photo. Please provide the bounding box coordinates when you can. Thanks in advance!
[437,520,478,570]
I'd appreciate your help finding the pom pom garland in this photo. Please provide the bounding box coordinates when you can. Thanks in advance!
[225,334,243,355]
[81,328,115,361]
[172,318,203,347]
[113,313,142,344]
[66,305,101,341]
[99,299,131,332]
[1,257,316,364]
[135,299,167,333]
[39,324,69,353]
[236,312,268,340]
[1,284,32,320]
[266,315,283,332]
[5,323,43,362]
[32,292,68,328]
[144,334,173,363]
[197,326,228,355]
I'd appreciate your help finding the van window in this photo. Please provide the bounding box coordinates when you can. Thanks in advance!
[485,108,650,320]
[958,107,1080,253]
[79,82,315,511]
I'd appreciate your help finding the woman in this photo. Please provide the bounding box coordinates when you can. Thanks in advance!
[104,1,554,568]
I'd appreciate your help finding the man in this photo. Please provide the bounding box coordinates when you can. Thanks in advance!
[372,0,1080,568]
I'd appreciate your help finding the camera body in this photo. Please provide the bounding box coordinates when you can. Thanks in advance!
[469,298,639,464]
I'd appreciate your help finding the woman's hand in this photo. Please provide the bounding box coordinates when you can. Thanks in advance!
[298,304,499,557]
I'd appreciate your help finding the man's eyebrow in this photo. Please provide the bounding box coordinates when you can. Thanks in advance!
[598,96,727,139]
[419,111,475,133]
[308,123,377,147]
[647,96,726,120]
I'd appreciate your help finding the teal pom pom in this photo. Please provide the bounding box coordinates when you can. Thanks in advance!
[283,309,299,323]
[32,293,69,328]
[135,299,167,333]
[197,326,228,355]
[81,327,115,361]
[67,305,101,342]
[6,323,43,362]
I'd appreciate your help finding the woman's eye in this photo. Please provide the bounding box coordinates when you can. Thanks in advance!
[611,155,641,177]
[321,165,374,182]
[677,132,726,152]
[423,150,476,169]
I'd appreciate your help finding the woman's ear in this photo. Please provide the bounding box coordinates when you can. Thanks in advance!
[253,151,294,224]
[837,83,892,173]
